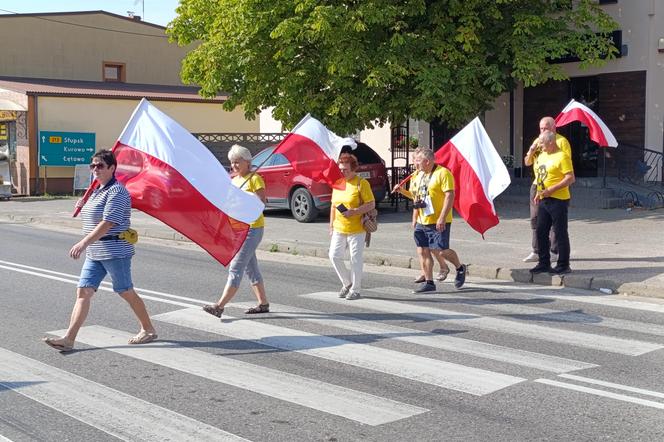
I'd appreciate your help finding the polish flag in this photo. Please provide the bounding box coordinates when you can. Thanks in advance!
[555,99,618,147]
[434,117,511,236]
[111,98,264,266]
[271,114,356,190]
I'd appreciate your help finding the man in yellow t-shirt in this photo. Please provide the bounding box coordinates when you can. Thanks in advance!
[528,130,575,275]
[523,116,571,264]
[396,147,466,292]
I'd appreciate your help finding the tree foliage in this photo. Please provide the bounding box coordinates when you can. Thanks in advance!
[168,0,617,133]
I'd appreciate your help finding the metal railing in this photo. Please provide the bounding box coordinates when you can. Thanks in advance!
[615,143,663,209]
[616,143,663,188]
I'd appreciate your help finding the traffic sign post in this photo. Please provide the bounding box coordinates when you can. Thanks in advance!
[39,131,96,166]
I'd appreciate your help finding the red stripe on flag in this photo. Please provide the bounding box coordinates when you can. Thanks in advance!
[273,133,345,190]
[435,141,499,235]
[555,108,609,147]
[113,143,249,266]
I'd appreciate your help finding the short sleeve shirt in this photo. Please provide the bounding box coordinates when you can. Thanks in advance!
[534,150,574,200]
[332,176,375,234]
[531,133,571,184]
[232,173,265,228]
[409,167,455,224]
[81,178,134,260]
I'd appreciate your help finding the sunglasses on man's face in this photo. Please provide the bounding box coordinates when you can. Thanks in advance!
[89,162,107,170]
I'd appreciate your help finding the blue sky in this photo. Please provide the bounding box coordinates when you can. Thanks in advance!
[0,1,180,26]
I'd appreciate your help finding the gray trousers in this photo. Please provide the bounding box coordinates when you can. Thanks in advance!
[227,227,264,288]
[530,184,558,254]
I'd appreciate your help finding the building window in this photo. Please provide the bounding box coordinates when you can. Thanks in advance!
[102,62,126,82]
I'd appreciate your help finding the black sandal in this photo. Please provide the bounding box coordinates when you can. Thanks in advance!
[203,304,224,318]
[245,303,270,314]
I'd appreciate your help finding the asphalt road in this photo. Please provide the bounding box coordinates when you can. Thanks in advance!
[2,221,664,441]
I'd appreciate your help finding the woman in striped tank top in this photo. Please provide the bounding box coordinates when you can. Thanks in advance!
[43,149,157,352]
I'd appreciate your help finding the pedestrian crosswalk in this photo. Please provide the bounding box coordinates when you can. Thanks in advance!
[4,281,664,440]
[46,325,427,426]
[0,348,248,441]
[300,291,663,355]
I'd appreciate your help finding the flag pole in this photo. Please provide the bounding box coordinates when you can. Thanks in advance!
[391,170,416,193]
[72,140,123,217]
[239,113,311,190]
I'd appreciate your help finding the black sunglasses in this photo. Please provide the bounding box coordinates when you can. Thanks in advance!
[89,162,107,170]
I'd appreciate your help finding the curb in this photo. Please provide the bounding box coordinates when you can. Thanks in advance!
[3,214,659,298]
[256,240,658,298]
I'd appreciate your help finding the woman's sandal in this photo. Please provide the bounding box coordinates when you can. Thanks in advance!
[128,330,158,345]
[42,337,74,352]
[203,304,224,318]
[245,303,270,314]
[437,269,450,281]
[413,275,426,284]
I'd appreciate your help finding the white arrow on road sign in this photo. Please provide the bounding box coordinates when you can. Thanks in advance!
[41,155,47,163]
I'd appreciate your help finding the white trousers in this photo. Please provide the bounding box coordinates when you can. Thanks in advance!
[329,231,365,293]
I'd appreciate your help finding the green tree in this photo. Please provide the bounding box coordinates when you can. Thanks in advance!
[168,0,618,133]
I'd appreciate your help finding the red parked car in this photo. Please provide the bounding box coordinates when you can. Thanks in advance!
[251,142,388,222]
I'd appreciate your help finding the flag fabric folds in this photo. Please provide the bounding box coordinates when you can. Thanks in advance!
[434,117,511,236]
[272,114,356,190]
[555,99,618,147]
[112,98,265,266]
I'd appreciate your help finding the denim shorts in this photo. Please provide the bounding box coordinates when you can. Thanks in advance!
[414,223,451,250]
[78,257,134,293]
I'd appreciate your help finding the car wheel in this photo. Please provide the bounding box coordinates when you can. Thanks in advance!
[290,187,319,222]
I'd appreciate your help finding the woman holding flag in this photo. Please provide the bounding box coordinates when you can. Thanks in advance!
[203,145,270,318]
[43,149,157,351]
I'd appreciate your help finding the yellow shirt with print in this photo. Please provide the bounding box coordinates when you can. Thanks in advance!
[332,175,375,234]
[534,150,574,200]
[232,173,265,228]
[531,133,571,185]
[409,166,455,225]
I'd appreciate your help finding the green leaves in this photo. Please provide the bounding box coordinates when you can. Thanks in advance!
[168,0,617,133]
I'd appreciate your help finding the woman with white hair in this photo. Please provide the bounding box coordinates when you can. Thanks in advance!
[203,144,269,318]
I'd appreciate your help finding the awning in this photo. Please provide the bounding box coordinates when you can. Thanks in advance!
[0,98,26,111]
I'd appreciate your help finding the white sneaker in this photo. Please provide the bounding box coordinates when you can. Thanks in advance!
[550,253,558,263]
[523,252,538,262]
[345,291,361,300]
[338,285,351,298]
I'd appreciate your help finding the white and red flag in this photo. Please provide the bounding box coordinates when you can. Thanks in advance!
[555,99,618,147]
[271,114,356,189]
[434,117,511,236]
[108,98,264,266]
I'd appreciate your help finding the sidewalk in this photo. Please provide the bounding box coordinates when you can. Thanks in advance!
[2,196,663,298]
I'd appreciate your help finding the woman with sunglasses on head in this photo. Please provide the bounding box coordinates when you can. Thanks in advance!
[329,152,375,300]
[43,149,156,352]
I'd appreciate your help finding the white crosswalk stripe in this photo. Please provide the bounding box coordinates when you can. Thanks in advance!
[5,254,663,433]
[300,292,663,355]
[369,286,664,337]
[0,348,248,441]
[153,308,526,396]
[232,301,596,373]
[47,325,427,426]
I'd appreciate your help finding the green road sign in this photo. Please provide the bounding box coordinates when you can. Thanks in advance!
[39,131,96,166]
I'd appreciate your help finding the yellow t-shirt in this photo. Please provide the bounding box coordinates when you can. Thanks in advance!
[331,175,375,234]
[531,133,571,184]
[409,166,455,225]
[534,150,574,200]
[232,173,265,228]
